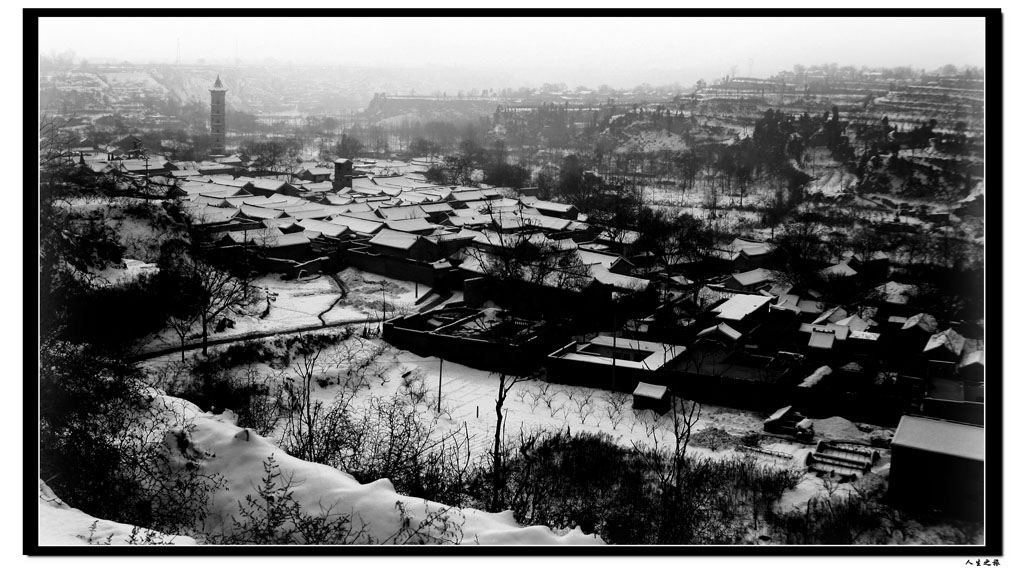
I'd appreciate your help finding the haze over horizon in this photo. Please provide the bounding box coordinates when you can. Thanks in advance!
[39,15,986,89]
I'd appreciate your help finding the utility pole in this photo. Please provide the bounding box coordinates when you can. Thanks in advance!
[611,312,617,390]
[437,358,444,414]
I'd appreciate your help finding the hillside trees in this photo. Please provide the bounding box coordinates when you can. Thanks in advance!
[557,154,603,212]
[239,138,301,174]
[334,133,364,159]
[40,338,224,535]
[158,241,260,355]
[467,217,590,294]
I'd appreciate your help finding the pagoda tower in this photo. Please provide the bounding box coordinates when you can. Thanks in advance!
[209,75,227,156]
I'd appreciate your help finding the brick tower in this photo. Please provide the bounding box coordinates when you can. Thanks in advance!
[209,75,227,157]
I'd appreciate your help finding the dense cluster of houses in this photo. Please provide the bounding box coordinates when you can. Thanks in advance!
[69,142,984,436]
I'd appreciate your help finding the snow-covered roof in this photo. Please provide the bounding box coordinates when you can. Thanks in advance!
[960,349,985,369]
[420,202,455,213]
[208,176,250,188]
[452,190,487,202]
[370,228,421,251]
[892,416,983,462]
[903,313,938,333]
[589,264,649,292]
[296,218,349,238]
[808,330,836,349]
[330,215,385,235]
[287,208,332,220]
[385,218,436,233]
[731,268,772,287]
[633,382,668,400]
[697,322,742,341]
[812,307,848,325]
[447,214,493,228]
[299,167,333,176]
[239,204,286,220]
[712,294,771,321]
[341,202,375,214]
[875,281,918,305]
[577,249,625,270]
[191,196,232,208]
[820,262,858,277]
[323,194,354,206]
[715,237,771,260]
[250,178,289,192]
[552,336,685,370]
[265,193,308,206]
[797,299,825,315]
[531,200,575,214]
[185,205,240,224]
[924,328,966,356]
[301,181,335,192]
[377,205,429,221]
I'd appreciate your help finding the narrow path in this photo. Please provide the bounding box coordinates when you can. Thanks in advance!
[317,272,349,325]
[131,316,381,362]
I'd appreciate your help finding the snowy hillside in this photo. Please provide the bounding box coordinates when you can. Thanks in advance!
[37,392,603,546]
[38,480,197,546]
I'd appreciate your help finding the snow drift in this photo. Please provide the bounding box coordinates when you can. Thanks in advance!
[39,393,603,546]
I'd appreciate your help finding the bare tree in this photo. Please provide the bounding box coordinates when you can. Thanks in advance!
[602,391,631,430]
[467,212,592,293]
[490,372,525,511]
[164,253,260,355]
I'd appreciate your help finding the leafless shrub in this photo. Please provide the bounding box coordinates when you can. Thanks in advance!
[399,369,430,407]
[570,387,597,425]
[603,392,631,430]
[521,387,542,413]
[537,382,559,409]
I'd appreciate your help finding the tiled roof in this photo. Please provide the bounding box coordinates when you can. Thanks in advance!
[385,218,436,233]
[369,229,420,251]
[330,215,384,235]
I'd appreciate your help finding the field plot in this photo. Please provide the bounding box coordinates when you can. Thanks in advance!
[140,269,434,354]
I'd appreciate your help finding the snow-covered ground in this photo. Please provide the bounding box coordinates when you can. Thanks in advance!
[144,332,893,536]
[38,480,197,546]
[141,269,436,354]
[38,392,602,546]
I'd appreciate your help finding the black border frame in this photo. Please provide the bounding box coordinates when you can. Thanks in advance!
[24,6,1003,557]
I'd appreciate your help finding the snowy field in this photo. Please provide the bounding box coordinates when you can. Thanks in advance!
[140,269,436,354]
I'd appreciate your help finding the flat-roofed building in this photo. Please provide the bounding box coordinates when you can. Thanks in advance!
[889,416,984,519]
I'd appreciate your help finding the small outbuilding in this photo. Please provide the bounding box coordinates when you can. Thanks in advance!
[632,382,670,414]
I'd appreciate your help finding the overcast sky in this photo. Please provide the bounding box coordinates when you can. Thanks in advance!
[39,15,986,87]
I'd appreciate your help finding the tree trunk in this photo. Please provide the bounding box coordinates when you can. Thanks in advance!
[305,370,314,461]
[491,397,504,512]
[201,314,209,356]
